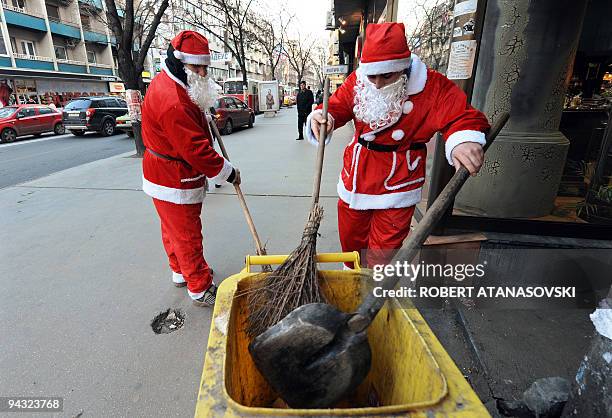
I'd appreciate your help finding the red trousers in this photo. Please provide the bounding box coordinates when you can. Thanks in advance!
[153,198,212,298]
[337,199,415,268]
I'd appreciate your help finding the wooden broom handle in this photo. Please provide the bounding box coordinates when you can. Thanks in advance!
[208,118,266,257]
[311,77,331,210]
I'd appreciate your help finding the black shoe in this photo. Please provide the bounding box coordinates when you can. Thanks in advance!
[215,184,222,188]
[296,137,304,140]
[193,283,217,307]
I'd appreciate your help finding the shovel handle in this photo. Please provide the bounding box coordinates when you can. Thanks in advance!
[208,117,267,257]
[348,112,510,333]
[311,77,331,210]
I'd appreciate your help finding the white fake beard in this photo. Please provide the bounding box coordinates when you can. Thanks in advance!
[353,69,408,130]
[185,67,220,112]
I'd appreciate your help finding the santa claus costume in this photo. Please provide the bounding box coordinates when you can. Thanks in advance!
[306,22,490,268]
[142,31,236,306]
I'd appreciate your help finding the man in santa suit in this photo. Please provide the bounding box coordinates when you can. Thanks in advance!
[142,31,240,307]
[308,22,490,268]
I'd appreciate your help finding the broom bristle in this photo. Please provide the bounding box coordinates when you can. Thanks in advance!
[240,205,325,337]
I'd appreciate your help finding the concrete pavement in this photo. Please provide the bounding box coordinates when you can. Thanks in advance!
[0,107,352,417]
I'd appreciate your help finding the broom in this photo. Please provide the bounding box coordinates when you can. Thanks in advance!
[207,113,271,272]
[245,78,331,337]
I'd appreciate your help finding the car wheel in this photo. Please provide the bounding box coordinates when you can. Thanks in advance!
[70,130,86,137]
[101,119,115,137]
[54,123,65,135]
[1,127,16,143]
[223,119,233,135]
[248,114,254,128]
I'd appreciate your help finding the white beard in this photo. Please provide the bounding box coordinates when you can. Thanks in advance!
[185,67,220,112]
[353,68,408,130]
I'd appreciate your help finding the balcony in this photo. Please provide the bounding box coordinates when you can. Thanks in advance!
[2,5,47,31]
[83,29,107,44]
[48,17,81,39]
[0,55,11,67]
[13,53,54,70]
[89,62,113,75]
[57,58,87,73]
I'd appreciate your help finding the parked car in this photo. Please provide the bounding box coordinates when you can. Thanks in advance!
[63,96,128,137]
[0,104,64,143]
[115,114,133,137]
[212,96,255,135]
[283,94,296,106]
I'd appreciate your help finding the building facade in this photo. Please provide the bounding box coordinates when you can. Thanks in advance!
[0,0,124,106]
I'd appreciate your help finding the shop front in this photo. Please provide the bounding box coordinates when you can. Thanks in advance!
[0,72,113,107]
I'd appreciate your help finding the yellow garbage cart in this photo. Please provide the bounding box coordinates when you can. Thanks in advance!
[195,252,490,417]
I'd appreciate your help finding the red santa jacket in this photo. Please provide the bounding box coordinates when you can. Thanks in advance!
[141,68,233,204]
[306,55,490,210]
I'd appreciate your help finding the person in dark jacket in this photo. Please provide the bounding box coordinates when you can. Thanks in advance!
[296,80,314,140]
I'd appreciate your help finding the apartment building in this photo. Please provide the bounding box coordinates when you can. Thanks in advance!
[148,0,271,84]
[0,0,121,106]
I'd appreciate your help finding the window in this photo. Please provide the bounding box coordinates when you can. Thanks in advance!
[38,107,54,114]
[54,45,67,60]
[20,41,36,57]
[224,97,237,109]
[0,31,6,55]
[117,99,126,107]
[10,37,16,54]
[87,50,96,64]
[4,0,26,8]
[232,98,246,109]
[46,4,60,20]
[80,14,90,29]
[17,108,35,118]
[64,99,91,110]
[103,98,118,107]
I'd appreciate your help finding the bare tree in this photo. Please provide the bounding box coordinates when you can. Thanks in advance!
[249,7,292,80]
[183,0,257,86]
[94,0,170,155]
[406,0,453,71]
[310,42,328,91]
[284,34,315,85]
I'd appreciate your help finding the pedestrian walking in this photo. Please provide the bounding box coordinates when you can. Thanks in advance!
[307,22,490,268]
[141,30,241,307]
[296,80,314,140]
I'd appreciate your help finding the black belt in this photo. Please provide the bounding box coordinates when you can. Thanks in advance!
[146,148,192,168]
[357,138,426,152]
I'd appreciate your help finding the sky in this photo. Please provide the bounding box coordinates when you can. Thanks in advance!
[259,0,331,43]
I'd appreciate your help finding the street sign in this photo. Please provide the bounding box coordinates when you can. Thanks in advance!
[324,65,349,75]
[211,52,232,63]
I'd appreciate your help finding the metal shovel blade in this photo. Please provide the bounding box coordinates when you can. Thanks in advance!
[248,303,371,409]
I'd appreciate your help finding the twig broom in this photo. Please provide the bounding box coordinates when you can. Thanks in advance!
[244,78,331,337]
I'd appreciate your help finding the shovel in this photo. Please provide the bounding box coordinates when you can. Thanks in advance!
[249,112,510,409]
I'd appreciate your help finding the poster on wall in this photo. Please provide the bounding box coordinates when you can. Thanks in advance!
[36,79,109,106]
[258,81,279,112]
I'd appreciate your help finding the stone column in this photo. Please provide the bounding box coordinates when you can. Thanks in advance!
[455,0,589,218]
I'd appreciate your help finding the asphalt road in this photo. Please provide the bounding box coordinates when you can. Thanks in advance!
[0,131,135,189]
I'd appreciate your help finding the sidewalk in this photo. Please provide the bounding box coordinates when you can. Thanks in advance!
[0,107,350,417]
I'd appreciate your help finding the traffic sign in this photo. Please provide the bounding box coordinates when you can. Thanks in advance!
[324,65,349,75]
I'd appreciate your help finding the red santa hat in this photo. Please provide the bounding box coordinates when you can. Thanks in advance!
[359,23,411,75]
[171,30,211,66]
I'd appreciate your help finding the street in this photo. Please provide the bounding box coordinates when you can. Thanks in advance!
[0,132,134,189]
[0,108,348,417]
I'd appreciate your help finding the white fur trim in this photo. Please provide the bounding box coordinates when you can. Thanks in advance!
[384,151,424,191]
[406,55,427,95]
[305,109,334,147]
[337,177,423,210]
[142,176,205,204]
[172,272,186,284]
[174,50,211,65]
[188,289,206,300]
[180,174,207,183]
[402,101,414,114]
[162,64,187,90]
[363,133,376,142]
[391,129,404,141]
[445,130,487,165]
[358,57,411,75]
[207,158,234,184]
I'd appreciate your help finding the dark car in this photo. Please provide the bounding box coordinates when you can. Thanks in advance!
[213,96,255,135]
[63,96,128,137]
[0,104,64,143]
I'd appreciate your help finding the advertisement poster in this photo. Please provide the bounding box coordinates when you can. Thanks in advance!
[125,89,143,122]
[258,81,279,112]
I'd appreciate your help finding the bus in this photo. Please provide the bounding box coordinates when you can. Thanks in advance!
[223,78,260,113]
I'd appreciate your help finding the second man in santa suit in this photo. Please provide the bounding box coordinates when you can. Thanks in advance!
[308,22,490,268]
